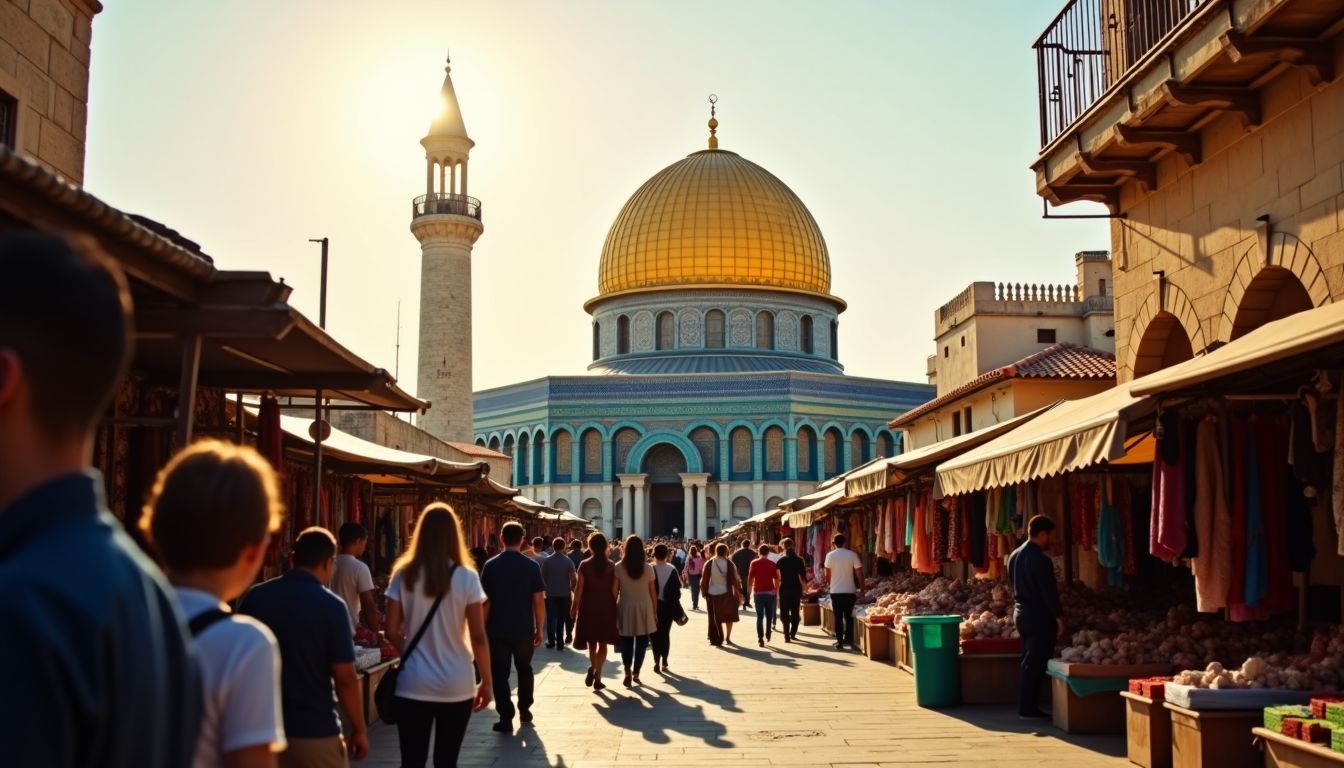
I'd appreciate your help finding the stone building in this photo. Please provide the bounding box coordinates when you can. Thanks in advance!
[472,112,932,540]
[1030,0,1344,381]
[0,0,96,184]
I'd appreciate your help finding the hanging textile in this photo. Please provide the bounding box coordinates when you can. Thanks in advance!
[1181,418,1200,559]
[1287,473,1315,572]
[1191,417,1231,612]
[1333,396,1344,556]
[1095,477,1123,586]
[1244,418,1269,608]
[1257,416,1292,613]
[904,491,915,549]
[967,492,987,570]
[1150,411,1188,562]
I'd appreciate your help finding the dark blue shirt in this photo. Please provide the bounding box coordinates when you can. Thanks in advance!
[0,472,199,768]
[240,569,355,738]
[1007,540,1063,624]
[480,550,545,641]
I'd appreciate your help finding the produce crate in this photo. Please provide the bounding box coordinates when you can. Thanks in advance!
[1255,727,1344,768]
[1327,702,1344,730]
[858,618,890,662]
[960,637,1021,655]
[359,660,396,725]
[1314,699,1344,719]
[1130,677,1171,700]
[1050,674,1128,734]
[960,652,1021,705]
[892,625,913,673]
[1122,691,1173,768]
[1331,727,1344,753]
[1165,703,1261,768]
[1267,706,1315,732]
[821,604,834,636]
[1302,720,1336,745]
[801,602,821,627]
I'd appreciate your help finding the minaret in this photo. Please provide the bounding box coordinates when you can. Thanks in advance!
[413,52,483,443]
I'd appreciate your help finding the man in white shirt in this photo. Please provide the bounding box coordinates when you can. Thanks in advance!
[824,534,865,651]
[333,522,381,635]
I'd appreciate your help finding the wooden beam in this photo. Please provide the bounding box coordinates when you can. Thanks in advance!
[1114,124,1203,165]
[1077,152,1158,190]
[1222,30,1335,86]
[175,334,202,448]
[1160,82,1262,127]
[1044,181,1120,214]
[135,307,295,340]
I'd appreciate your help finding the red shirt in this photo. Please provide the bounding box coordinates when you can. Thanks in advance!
[748,558,780,594]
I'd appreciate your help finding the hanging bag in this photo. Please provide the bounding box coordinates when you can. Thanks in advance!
[375,565,453,725]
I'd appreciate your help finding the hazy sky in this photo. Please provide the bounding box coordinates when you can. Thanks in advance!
[85,1,1107,393]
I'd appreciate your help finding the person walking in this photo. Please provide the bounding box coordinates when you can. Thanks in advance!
[332,522,381,635]
[383,503,492,767]
[748,544,781,647]
[567,539,585,569]
[0,232,199,768]
[527,537,549,568]
[571,532,620,691]
[480,522,545,733]
[541,536,578,649]
[1008,515,1064,720]
[731,540,756,609]
[824,533,864,652]
[775,538,808,642]
[703,543,743,647]
[614,536,658,687]
[650,544,687,673]
[241,528,369,766]
[685,546,706,611]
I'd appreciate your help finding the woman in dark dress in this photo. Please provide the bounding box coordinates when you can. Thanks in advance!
[571,531,620,691]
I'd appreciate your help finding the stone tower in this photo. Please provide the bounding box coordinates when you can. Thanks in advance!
[413,54,483,442]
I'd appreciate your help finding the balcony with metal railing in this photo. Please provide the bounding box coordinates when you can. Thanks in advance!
[412,193,482,221]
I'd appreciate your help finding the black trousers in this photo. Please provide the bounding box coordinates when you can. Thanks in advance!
[831,592,857,646]
[778,590,802,637]
[653,600,680,663]
[1016,616,1054,715]
[489,636,535,723]
[545,596,572,647]
[394,696,473,768]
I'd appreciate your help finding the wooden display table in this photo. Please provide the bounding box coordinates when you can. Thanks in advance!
[1122,691,1172,768]
[821,604,835,636]
[857,618,891,661]
[1164,703,1260,768]
[1254,727,1344,768]
[891,625,911,672]
[358,660,396,725]
[1051,675,1126,734]
[801,602,821,626]
[959,652,1020,705]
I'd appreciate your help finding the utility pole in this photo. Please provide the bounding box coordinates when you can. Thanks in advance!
[308,237,329,527]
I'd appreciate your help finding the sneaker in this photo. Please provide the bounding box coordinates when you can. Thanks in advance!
[520,710,533,724]
[492,721,513,734]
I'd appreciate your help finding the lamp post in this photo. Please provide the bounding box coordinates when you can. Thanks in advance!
[308,237,329,526]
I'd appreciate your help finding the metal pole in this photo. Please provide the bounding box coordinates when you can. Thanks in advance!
[308,237,329,527]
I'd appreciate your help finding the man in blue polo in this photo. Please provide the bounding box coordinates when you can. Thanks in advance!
[0,232,199,767]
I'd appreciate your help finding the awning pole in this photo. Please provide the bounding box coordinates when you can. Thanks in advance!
[314,389,324,527]
[175,334,202,447]
[235,392,245,444]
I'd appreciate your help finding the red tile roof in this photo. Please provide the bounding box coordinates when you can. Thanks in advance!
[446,440,509,459]
[888,343,1115,428]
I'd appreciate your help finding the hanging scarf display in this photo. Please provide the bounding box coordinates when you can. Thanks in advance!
[1191,416,1231,612]
[1150,411,1188,562]
[1095,477,1123,587]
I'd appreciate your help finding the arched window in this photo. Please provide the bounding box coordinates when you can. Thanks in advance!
[581,429,602,477]
[830,320,839,360]
[766,496,784,510]
[554,499,569,512]
[517,434,530,485]
[613,428,639,472]
[691,426,719,480]
[656,311,675,350]
[732,497,752,520]
[475,438,486,448]
[797,426,816,479]
[823,428,841,478]
[592,322,601,360]
[582,498,602,527]
[755,311,775,350]
[850,430,870,469]
[764,426,784,474]
[532,434,545,484]
[706,498,719,529]
[705,310,726,349]
[503,435,515,459]
[617,316,631,354]
[554,431,572,477]
[876,432,894,459]
[800,315,814,354]
[730,426,752,476]
[488,436,501,452]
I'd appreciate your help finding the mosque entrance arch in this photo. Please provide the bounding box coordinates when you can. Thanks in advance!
[642,443,688,538]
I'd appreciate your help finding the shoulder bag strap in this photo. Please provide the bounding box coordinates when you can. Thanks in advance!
[401,563,456,664]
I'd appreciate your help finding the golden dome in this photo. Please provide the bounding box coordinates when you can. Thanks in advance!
[594,149,835,302]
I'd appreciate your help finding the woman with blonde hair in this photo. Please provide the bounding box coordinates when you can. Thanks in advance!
[385,503,492,767]
[571,531,620,691]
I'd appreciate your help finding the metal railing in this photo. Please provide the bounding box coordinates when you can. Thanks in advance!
[1035,0,1205,148]
[412,193,482,221]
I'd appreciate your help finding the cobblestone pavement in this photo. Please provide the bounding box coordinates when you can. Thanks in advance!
[365,605,1127,767]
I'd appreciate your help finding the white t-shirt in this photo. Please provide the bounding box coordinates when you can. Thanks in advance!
[653,562,678,596]
[176,587,285,768]
[331,553,375,629]
[767,552,783,563]
[706,559,734,596]
[824,548,864,594]
[385,564,487,703]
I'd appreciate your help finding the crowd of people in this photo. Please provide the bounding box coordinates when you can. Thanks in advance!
[0,232,881,768]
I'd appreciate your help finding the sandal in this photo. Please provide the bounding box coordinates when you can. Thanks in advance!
[584,667,595,687]
[633,674,641,686]
[623,671,632,688]
[593,681,606,692]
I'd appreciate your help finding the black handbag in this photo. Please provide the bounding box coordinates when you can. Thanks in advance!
[375,583,447,725]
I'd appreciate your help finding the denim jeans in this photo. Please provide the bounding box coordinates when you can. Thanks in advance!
[688,574,701,609]
[754,593,777,639]
[545,595,571,647]
[619,634,650,673]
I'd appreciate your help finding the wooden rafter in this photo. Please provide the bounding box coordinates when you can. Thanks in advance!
[1221,30,1336,86]
[1114,125,1203,165]
[1160,82,1262,127]
[1077,152,1158,190]
[1044,181,1120,214]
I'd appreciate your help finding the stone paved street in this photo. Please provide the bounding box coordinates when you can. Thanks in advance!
[366,607,1127,767]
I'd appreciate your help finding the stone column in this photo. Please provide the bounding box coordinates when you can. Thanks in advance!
[681,479,694,538]
[695,482,709,540]
[630,475,648,538]
[681,473,710,541]
[622,481,634,537]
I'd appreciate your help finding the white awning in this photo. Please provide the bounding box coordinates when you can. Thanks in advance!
[935,385,1154,496]
[277,413,492,485]
[1131,300,1344,396]
[783,483,848,528]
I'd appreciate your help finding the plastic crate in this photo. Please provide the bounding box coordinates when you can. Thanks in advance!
[1266,705,1313,732]
[1313,697,1344,719]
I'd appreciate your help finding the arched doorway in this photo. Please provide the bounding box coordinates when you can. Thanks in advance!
[642,443,688,537]
[1230,266,1315,340]
[1132,312,1195,378]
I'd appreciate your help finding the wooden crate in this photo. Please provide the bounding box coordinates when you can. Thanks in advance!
[1051,675,1126,734]
[1165,703,1260,768]
[1122,691,1172,768]
[890,626,911,671]
[1254,726,1344,768]
[801,602,821,626]
[959,652,1020,705]
[859,618,891,661]
[360,660,395,725]
[821,604,835,636]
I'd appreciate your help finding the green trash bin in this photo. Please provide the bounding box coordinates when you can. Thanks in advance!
[904,615,962,708]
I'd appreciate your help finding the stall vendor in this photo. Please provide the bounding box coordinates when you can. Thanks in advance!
[1007,515,1064,720]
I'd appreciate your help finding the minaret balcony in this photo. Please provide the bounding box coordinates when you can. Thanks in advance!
[412,193,482,222]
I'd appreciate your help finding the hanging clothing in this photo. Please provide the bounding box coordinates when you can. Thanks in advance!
[1257,417,1293,613]
[1244,419,1269,608]
[1095,478,1124,587]
[967,493,987,570]
[1150,411,1188,562]
[1191,417,1231,612]
[1333,397,1344,556]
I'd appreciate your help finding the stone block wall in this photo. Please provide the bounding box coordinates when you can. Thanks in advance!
[1112,50,1344,381]
[0,0,96,184]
